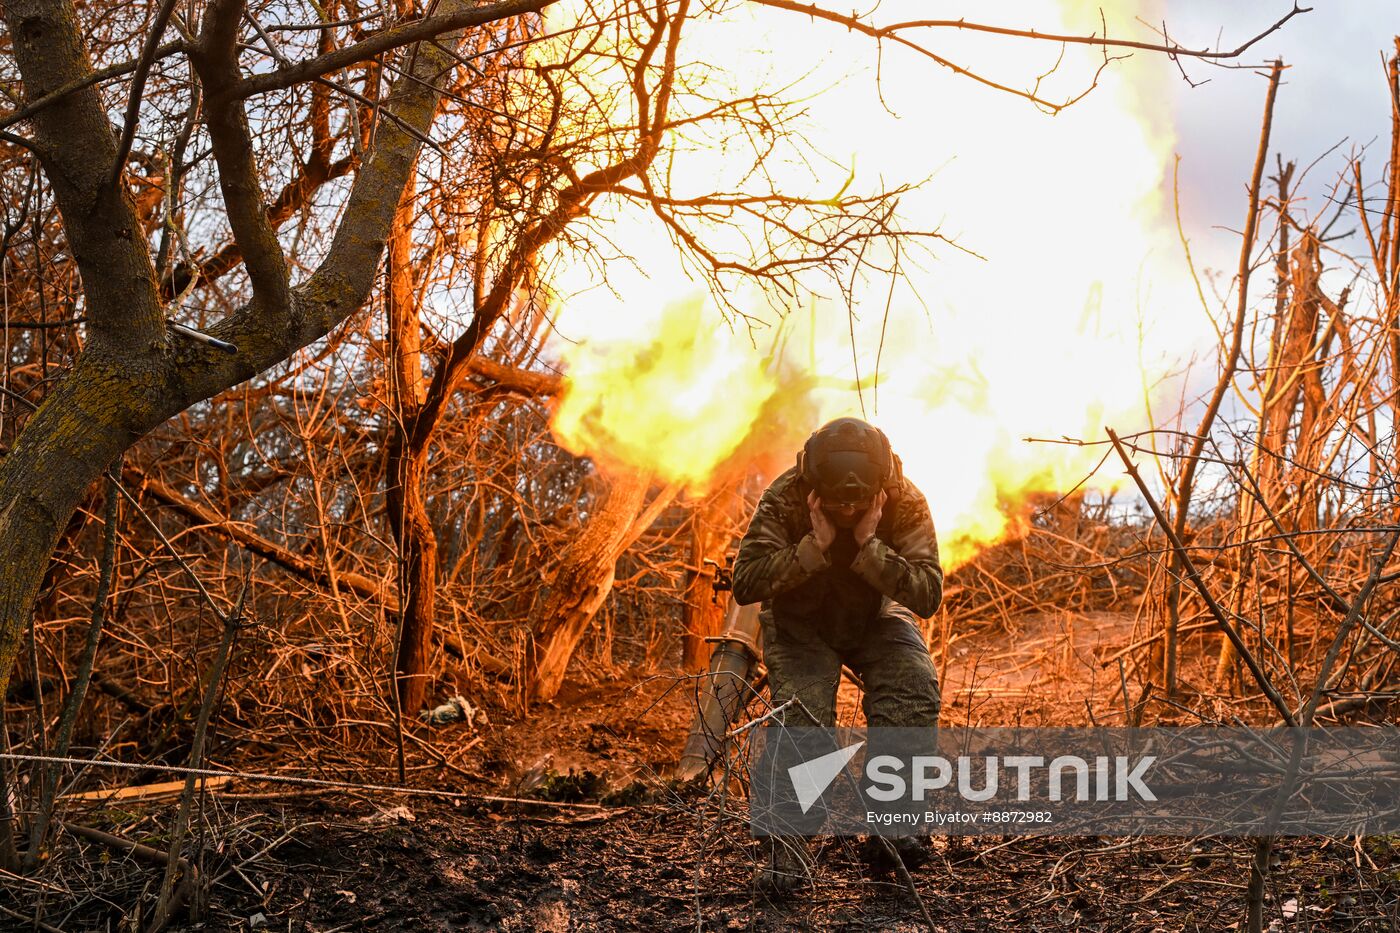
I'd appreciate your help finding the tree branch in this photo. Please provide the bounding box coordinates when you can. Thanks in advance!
[169,0,483,404]
[409,0,690,450]
[751,1,1306,111]
[883,5,1306,59]
[191,0,292,315]
[466,356,563,396]
[225,0,559,102]
[121,462,386,602]
[163,153,356,299]
[0,40,186,132]
[107,0,183,191]
[1164,60,1283,693]
[1106,427,1297,726]
[756,0,1307,60]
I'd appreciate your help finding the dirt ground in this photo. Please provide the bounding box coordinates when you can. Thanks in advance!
[197,792,1399,932]
[11,611,1400,931]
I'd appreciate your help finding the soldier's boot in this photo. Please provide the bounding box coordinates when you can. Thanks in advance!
[860,835,930,876]
[756,835,815,897]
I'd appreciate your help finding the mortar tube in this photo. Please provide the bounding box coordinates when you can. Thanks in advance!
[674,600,762,783]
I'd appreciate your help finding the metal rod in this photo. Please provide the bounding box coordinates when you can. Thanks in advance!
[169,321,238,354]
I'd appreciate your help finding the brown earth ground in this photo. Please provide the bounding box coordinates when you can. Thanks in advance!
[12,611,1399,931]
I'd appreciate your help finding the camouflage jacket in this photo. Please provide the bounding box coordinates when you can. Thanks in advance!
[731,467,944,623]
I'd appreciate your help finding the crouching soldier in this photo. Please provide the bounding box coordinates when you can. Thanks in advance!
[732,417,943,895]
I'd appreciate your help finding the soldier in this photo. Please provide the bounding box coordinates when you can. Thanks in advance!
[732,416,943,894]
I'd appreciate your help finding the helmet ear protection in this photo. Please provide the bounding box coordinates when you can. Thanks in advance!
[796,419,902,502]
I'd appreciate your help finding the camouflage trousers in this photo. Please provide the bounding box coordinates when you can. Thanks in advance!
[759,599,941,729]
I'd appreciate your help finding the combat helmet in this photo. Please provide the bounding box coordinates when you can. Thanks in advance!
[797,417,902,505]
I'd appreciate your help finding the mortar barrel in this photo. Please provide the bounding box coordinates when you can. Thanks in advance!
[674,601,762,782]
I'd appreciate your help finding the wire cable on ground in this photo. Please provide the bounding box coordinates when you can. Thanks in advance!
[0,752,610,809]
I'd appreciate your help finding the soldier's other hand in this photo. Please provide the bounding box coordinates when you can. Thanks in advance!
[807,491,836,553]
[854,489,887,547]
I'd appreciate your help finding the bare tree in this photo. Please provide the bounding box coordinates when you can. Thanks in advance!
[0,0,557,699]
[0,0,1307,705]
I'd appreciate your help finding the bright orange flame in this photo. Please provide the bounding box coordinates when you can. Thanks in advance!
[542,0,1210,569]
[549,295,779,487]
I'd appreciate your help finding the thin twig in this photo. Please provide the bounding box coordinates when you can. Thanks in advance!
[25,471,120,868]
[147,578,246,932]
[1106,427,1296,725]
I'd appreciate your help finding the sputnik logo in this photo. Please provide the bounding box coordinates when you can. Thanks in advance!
[788,741,864,813]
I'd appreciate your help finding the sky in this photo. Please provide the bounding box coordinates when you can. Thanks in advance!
[1163,1,1399,270]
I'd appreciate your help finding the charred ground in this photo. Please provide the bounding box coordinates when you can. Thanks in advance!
[10,603,1398,932]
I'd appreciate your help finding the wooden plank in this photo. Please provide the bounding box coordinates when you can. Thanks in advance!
[63,775,236,802]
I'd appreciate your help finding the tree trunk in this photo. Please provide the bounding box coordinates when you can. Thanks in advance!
[681,483,743,671]
[384,179,438,713]
[387,443,439,711]
[0,357,145,699]
[1219,228,1323,684]
[530,472,675,702]
[0,0,502,699]
[1163,60,1281,699]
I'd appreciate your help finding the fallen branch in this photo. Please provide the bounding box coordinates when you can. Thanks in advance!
[121,463,387,603]
[60,821,200,926]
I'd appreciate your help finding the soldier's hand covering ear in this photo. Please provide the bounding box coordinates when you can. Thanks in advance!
[807,491,836,553]
[854,489,887,547]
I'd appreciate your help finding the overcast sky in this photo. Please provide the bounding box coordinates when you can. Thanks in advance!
[1163,1,1399,269]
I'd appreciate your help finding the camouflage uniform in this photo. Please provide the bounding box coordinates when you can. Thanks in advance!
[732,467,943,729]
